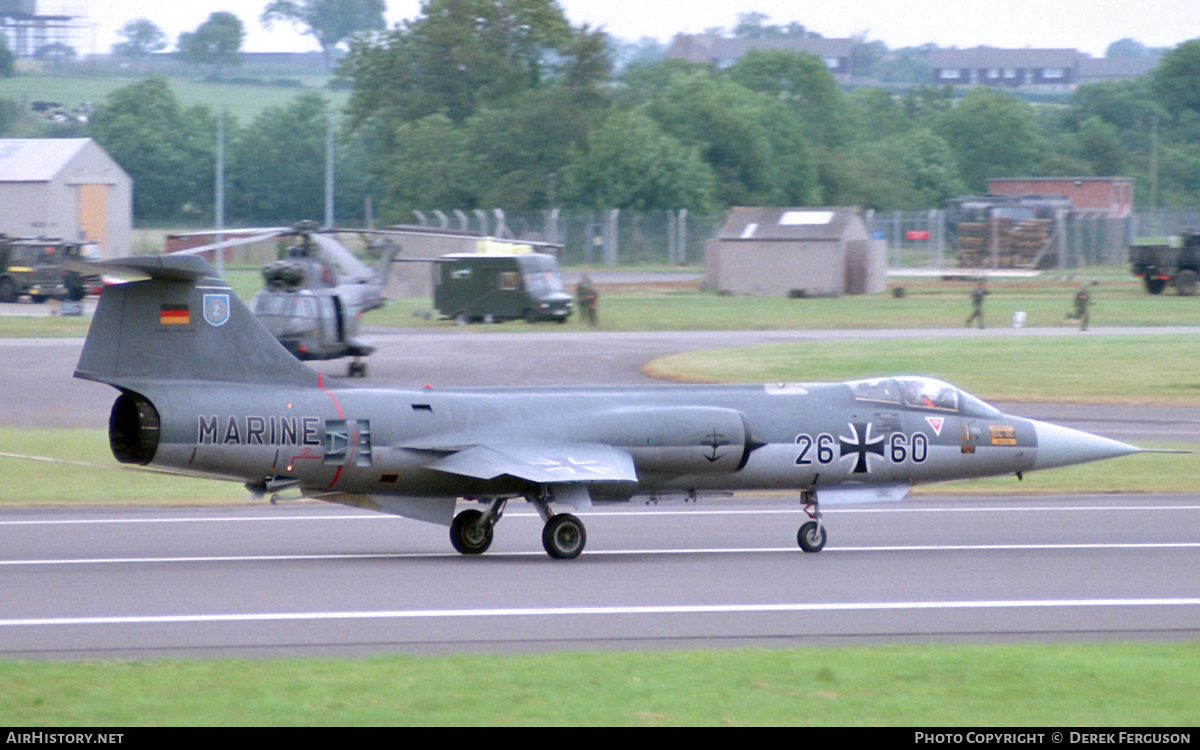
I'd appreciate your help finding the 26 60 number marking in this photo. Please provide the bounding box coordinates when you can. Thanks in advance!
[794,432,928,465]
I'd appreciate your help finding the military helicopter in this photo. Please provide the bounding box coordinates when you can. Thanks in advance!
[169,222,400,378]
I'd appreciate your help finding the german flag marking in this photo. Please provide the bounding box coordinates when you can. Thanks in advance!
[160,304,190,325]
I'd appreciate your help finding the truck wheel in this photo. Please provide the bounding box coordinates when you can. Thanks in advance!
[0,277,17,304]
[1176,270,1198,297]
[1144,277,1166,295]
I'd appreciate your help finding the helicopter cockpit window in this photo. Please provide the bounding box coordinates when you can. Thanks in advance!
[253,293,289,317]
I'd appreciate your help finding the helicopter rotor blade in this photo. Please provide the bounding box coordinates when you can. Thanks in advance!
[167,229,294,258]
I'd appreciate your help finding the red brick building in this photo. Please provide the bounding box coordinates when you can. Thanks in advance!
[986,177,1134,218]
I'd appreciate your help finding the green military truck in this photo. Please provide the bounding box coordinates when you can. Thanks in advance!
[1130,231,1200,296]
[434,253,573,324]
[0,236,89,303]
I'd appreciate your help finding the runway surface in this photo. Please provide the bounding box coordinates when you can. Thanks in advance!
[1,326,1197,658]
[2,495,1199,659]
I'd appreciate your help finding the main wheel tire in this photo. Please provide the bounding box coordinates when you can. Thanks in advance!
[450,509,493,555]
[542,513,586,559]
[797,521,827,553]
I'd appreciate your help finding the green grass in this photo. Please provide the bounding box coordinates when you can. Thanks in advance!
[0,428,242,506]
[0,73,345,124]
[645,334,1200,405]
[2,643,1198,725]
[368,272,1200,331]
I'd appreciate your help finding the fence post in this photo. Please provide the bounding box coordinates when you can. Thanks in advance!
[666,210,677,266]
[678,209,689,265]
[605,209,619,265]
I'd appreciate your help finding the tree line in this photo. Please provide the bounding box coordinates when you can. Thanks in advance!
[5,0,1199,226]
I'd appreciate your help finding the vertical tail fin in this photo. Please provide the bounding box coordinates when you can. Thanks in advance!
[74,255,317,389]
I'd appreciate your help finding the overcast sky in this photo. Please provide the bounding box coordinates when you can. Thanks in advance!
[60,0,1200,58]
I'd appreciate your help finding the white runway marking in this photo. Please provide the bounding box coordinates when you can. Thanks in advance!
[3,598,1199,628]
[3,541,1200,567]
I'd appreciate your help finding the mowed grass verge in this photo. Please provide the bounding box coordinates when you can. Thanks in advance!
[2,643,1199,726]
[644,333,1200,405]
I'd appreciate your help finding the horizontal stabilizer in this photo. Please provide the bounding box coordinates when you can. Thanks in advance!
[425,442,638,485]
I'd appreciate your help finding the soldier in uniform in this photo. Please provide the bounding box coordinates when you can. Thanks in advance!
[577,274,598,327]
[965,281,988,329]
[1066,281,1096,331]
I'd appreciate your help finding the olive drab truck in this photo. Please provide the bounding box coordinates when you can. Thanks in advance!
[1131,231,1200,296]
[434,253,573,324]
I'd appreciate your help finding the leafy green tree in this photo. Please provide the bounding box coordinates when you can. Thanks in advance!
[1105,38,1153,58]
[857,128,965,209]
[727,49,849,148]
[874,46,935,84]
[88,78,215,220]
[367,113,478,218]
[934,87,1042,191]
[1068,79,1163,134]
[228,93,331,222]
[1076,115,1125,176]
[562,108,716,210]
[177,11,245,79]
[112,18,168,59]
[463,87,597,208]
[341,0,577,126]
[641,69,781,205]
[261,0,386,68]
[1152,39,1200,115]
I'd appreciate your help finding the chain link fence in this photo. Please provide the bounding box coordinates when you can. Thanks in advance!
[407,207,1200,270]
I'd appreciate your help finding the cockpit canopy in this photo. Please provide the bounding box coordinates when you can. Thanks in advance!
[848,377,1002,418]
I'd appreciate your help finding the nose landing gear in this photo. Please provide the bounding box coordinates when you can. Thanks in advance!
[797,488,827,553]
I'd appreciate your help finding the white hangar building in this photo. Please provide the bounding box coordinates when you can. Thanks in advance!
[0,138,132,258]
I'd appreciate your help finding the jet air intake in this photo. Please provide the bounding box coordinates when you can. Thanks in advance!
[109,391,160,466]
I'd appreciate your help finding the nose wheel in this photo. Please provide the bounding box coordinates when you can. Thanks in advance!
[797,490,827,553]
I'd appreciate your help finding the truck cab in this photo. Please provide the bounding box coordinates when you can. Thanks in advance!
[0,237,89,303]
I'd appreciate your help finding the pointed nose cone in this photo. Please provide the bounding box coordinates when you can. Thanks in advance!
[1032,420,1141,471]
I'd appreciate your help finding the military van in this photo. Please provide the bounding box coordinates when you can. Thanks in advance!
[434,252,573,324]
[0,236,89,303]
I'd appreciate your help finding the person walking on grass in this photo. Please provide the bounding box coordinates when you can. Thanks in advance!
[966,281,988,329]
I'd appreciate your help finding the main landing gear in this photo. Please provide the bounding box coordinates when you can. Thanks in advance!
[449,493,588,560]
[797,488,827,553]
